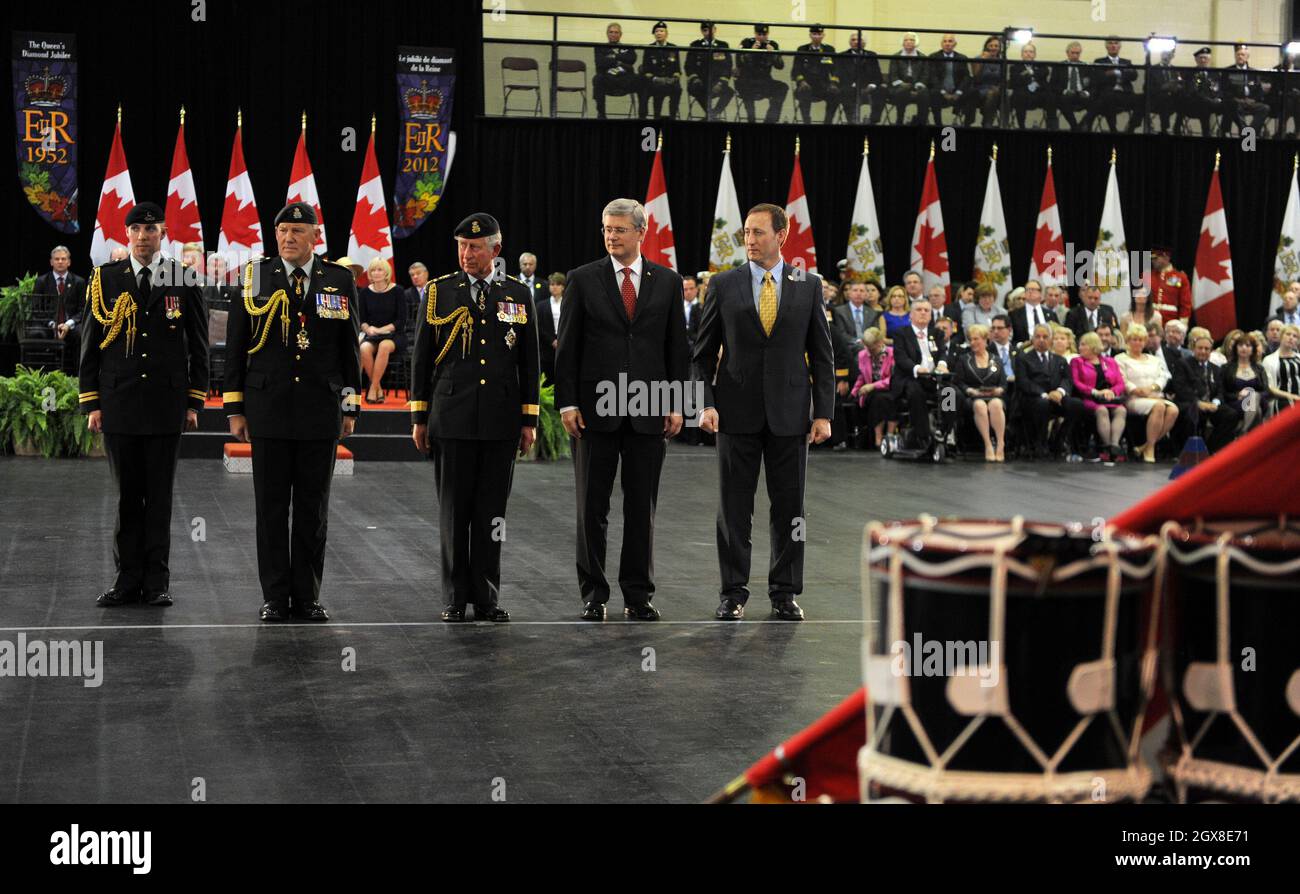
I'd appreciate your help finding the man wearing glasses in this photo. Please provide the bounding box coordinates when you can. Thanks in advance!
[555,199,689,622]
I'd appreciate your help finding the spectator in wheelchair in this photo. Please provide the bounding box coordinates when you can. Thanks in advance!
[954,323,1007,462]
[1071,331,1128,463]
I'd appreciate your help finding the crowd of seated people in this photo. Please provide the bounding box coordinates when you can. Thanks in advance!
[574,21,1300,134]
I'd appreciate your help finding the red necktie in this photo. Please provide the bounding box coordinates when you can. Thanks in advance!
[621,267,636,320]
[57,276,66,295]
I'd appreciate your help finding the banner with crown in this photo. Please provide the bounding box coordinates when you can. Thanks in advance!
[13,32,78,233]
[392,46,455,239]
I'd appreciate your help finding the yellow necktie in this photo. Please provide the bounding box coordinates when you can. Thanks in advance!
[759,271,777,335]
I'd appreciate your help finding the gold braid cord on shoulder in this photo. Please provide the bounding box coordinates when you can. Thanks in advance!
[241,261,290,354]
[425,280,473,365]
[88,266,138,355]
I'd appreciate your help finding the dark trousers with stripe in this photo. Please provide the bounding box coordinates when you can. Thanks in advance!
[103,432,182,593]
[715,427,808,604]
[432,438,517,607]
[251,437,337,607]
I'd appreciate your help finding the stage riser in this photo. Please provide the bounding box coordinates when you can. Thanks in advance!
[180,432,425,462]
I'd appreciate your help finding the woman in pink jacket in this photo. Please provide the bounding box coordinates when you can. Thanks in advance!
[1070,331,1128,463]
[850,328,896,448]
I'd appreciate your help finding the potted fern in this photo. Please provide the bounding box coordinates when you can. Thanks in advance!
[0,273,36,342]
[0,365,99,457]
[533,375,570,462]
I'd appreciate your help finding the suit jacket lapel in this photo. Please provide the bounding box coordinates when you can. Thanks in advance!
[740,270,765,337]
[602,260,629,327]
[633,261,655,325]
[769,270,799,336]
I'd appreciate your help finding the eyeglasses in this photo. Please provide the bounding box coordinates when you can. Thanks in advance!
[600,226,639,236]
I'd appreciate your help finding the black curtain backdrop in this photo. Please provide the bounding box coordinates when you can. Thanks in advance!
[3,1,1294,331]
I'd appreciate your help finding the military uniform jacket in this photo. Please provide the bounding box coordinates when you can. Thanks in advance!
[794,43,839,89]
[641,42,681,79]
[737,38,784,79]
[595,44,637,76]
[78,257,209,435]
[223,256,362,440]
[687,38,732,80]
[409,271,540,440]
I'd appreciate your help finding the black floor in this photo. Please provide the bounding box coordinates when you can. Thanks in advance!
[0,446,1172,803]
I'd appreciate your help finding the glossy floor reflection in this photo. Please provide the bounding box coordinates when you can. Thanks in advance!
[0,446,1170,803]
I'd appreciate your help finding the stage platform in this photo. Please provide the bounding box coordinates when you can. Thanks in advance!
[0,447,1171,803]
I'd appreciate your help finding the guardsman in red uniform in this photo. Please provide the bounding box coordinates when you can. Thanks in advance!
[1149,247,1192,325]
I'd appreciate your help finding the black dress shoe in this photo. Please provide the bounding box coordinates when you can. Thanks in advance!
[715,598,745,621]
[473,605,511,622]
[441,605,467,622]
[770,599,805,621]
[96,588,138,607]
[144,590,173,607]
[624,604,660,621]
[260,602,290,622]
[292,602,330,622]
[580,602,606,621]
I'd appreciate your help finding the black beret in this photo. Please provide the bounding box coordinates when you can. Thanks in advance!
[700,20,714,29]
[125,202,164,226]
[454,212,500,239]
[754,23,770,34]
[1194,46,1212,56]
[275,201,318,226]
[810,24,825,33]
[652,20,667,31]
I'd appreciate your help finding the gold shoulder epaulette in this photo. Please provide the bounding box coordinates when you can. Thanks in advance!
[434,271,457,282]
[504,274,522,284]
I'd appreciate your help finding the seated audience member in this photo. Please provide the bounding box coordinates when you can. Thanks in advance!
[1116,323,1178,462]
[1148,319,1198,443]
[1209,328,1243,366]
[357,257,407,403]
[1010,279,1056,343]
[955,280,977,313]
[833,281,882,350]
[954,323,1008,461]
[1164,318,1191,359]
[736,23,788,123]
[890,298,949,448]
[926,282,963,340]
[880,285,912,343]
[862,277,884,312]
[987,314,1018,386]
[1221,331,1269,435]
[962,283,1006,329]
[1054,41,1093,131]
[1065,281,1119,338]
[640,21,683,119]
[33,245,87,359]
[1071,332,1128,462]
[1264,318,1283,355]
[966,35,1005,127]
[1270,282,1300,326]
[1004,286,1025,315]
[1050,323,1078,363]
[594,23,640,118]
[1043,283,1068,316]
[836,29,886,125]
[926,33,971,126]
[686,20,736,120]
[1188,326,1215,360]
[886,32,931,126]
[1095,322,1121,356]
[1187,333,1241,452]
[1249,330,1269,361]
[1263,323,1300,413]
[935,315,960,355]
[1085,37,1141,133]
[1009,42,1056,129]
[850,327,897,448]
[1017,323,1084,460]
[1119,285,1163,332]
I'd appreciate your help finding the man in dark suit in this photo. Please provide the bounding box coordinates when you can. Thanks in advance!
[686,21,734,120]
[1188,333,1241,452]
[557,198,689,622]
[594,22,639,118]
[1084,37,1140,132]
[926,33,971,126]
[410,214,538,623]
[1065,282,1119,340]
[831,281,880,354]
[1016,322,1084,459]
[887,32,930,125]
[890,297,948,448]
[792,24,840,125]
[516,252,545,306]
[225,202,362,623]
[535,272,563,385]
[1148,321,1198,445]
[1009,280,1059,344]
[79,203,208,607]
[696,203,834,622]
[33,245,87,365]
[835,30,885,124]
[1008,43,1056,129]
[736,23,788,123]
[1222,44,1271,135]
[1053,42,1092,131]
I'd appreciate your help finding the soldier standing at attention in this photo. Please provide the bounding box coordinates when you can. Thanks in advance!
[410,213,539,623]
[224,202,362,623]
[80,202,209,607]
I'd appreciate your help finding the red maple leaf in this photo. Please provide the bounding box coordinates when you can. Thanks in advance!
[96,188,131,241]
[1196,228,1232,286]
[221,191,261,246]
[351,196,391,252]
[914,218,948,273]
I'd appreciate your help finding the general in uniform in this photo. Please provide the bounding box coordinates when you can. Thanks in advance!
[639,21,683,118]
[224,202,362,622]
[1149,247,1192,325]
[79,202,209,607]
[686,21,734,119]
[409,213,539,623]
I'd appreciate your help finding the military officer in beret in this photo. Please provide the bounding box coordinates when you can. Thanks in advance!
[410,213,539,623]
[80,201,209,607]
[224,201,362,623]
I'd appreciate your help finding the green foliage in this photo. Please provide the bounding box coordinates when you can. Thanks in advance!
[534,374,570,461]
[0,365,97,458]
[0,272,37,341]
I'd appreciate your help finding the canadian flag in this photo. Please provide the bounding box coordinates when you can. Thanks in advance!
[1029,153,1067,290]
[1193,165,1236,338]
[164,109,203,259]
[909,149,948,297]
[218,113,263,263]
[641,143,676,271]
[347,121,393,275]
[783,146,817,274]
[90,112,134,265]
[286,114,327,251]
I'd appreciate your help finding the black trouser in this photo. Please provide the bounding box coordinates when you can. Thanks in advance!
[103,432,181,594]
[737,78,788,122]
[929,88,964,125]
[715,427,807,604]
[1203,403,1242,453]
[895,376,938,442]
[1085,89,1140,131]
[1181,95,1222,134]
[1056,91,1089,129]
[1224,97,1270,134]
[641,75,681,117]
[834,85,884,124]
[432,437,517,608]
[251,437,337,608]
[795,82,839,124]
[888,84,930,123]
[572,420,666,607]
[1010,88,1057,129]
[593,71,638,116]
[1022,394,1084,453]
[687,75,734,117]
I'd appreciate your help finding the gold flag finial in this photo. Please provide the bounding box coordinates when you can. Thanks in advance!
[237,107,242,128]
[657,130,663,151]
[795,134,801,155]
[1047,144,1053,165]
[370,113,376,133]
[725,132,731,152]
[928,140,935,161]
[863,136,869,156]
[1214,150,1221,171]
[992,143,998,162]
[116,103,122,124]
[301,110,307,131]
[1294,152,1298,171]
[1110,146,1117,165]
[179,105,185,125]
